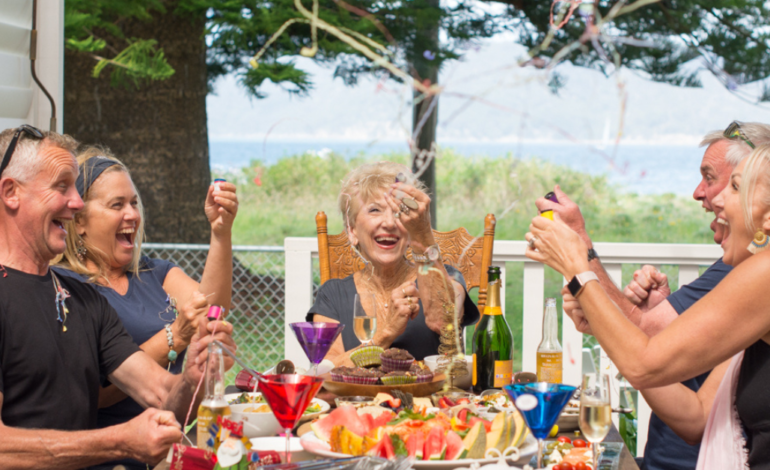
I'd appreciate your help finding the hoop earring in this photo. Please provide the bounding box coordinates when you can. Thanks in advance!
[76,239,87,261]
[748,231,770,254]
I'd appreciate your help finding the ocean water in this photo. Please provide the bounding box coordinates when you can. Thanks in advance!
[209,140,704,196]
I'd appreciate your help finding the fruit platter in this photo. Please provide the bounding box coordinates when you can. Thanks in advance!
[299,391,537,469]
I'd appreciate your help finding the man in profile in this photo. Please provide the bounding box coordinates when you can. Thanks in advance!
[537,121,770,470]
[0,126,236,468]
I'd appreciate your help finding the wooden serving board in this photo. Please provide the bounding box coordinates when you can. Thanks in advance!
[320,373,446,397]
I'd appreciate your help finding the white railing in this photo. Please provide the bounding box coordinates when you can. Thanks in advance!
[284,237,722,457]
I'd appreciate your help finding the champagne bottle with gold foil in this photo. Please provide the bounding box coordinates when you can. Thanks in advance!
[196,343,231,452]
[536,298,563,383]
[472,267,513,394]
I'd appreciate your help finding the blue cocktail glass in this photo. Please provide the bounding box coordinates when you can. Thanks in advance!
[290,322,345,375]
[504,382,577,468]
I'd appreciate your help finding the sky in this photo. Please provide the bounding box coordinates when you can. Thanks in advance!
[206,39,770,146]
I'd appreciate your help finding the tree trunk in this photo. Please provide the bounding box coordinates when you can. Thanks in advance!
[63,4,211,243]
[411,0,440,228]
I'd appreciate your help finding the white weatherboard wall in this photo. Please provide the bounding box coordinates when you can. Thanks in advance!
[0,0,63,132]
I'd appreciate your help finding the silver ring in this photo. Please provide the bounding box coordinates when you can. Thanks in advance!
[399,203,410,214]
[402,197,419,210]
[527,236,538,249]
[394,211,400,219]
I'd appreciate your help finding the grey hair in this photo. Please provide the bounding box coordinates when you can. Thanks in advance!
[0,128,79,183]
[700,122,770,167]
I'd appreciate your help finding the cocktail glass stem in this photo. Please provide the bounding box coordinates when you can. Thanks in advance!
[284,427,292,463]
[537,438,545,469]
[592,442,599,469]
[311,363,319,376]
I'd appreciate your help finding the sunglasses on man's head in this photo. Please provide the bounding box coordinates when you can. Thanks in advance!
[0,124,45,178]
[723,121,756,149]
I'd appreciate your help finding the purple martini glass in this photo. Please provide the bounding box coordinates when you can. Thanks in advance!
[290,322,345,375]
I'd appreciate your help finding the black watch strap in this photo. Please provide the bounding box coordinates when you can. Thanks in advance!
[587,247,599,262]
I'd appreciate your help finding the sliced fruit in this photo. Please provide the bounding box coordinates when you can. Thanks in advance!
[406,431,425,460]
[369,434,396,459]
[311,406,369,441]
[469,416,492,433]
[460,422,487,459]
[485,412,509,452]
[457,408,470,423]
[386,398,402,408]
[330,425,365,455]
[445,430,464,460]
[450,416,471,432]
[508,409,528,448]
[424,426,447,460]
[373,393,395,406]
[362,434,380,453]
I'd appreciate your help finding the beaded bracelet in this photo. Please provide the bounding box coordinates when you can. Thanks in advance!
[165,324,178,363]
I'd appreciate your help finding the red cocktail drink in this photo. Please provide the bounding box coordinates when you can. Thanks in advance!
[258,374,324,462]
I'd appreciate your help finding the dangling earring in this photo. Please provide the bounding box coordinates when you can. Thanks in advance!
[748,231,770,254]
[76,239,87,261]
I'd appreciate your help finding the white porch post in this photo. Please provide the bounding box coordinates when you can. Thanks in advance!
[283,238,318,368]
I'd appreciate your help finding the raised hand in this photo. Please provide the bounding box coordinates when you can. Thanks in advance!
[386,182,434,250]
[624,265,671,312]
[525,213,591,280]
[173,291,209,344]
[561,286,593,335]
[204,181,239,237]
[373,281,419,347]
[120,408,182,464]
[534,186,591,245]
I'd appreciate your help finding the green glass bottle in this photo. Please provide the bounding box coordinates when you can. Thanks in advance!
[472,266,513,394]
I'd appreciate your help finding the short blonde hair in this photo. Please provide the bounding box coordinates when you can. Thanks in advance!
[338,161,428,229]
[739,144,770,235]
[56,145,146,283]
[700,122,770,167]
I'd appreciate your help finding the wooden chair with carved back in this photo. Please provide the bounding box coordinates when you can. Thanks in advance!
[315,212,497,313]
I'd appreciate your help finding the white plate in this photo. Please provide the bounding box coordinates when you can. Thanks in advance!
[299,432,537,469]
[249,437,315,462]
[225,392,330,420]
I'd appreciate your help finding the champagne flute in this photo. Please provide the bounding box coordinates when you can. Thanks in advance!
[353,293,377,346]
[579,373,612,468]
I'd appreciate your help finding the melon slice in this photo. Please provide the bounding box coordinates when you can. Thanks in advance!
[424,426,447,460]
[509,409,529,448]
[485,412,509,452]
[311,406,369,441]
[445,430,464,460]
[460,422,487,459]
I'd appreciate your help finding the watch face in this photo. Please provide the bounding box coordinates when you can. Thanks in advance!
[568,276,582,298]
[426,245,440,261]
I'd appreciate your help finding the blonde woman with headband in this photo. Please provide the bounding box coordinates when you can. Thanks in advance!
[307,161,480,366]
[526,144,770,469]
[54,146,239,470]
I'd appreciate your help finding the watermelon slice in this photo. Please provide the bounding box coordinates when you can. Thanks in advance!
[444,430,464,460]
[406,432,425,460]
[371,411,396,429]
[457,408,471,423]
[370,434,395,459]
[424,427,447,460]
[469,416,492,433]
[311,406,370,441]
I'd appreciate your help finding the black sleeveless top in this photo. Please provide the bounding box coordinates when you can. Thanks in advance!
[736,339,770,469]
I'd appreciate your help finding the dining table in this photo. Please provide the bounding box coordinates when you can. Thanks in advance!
[153,386,641,470]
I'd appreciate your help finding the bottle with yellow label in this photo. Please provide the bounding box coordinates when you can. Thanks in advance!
[536,298,563,383]
[197,342,231,452]
[472,266,513,394]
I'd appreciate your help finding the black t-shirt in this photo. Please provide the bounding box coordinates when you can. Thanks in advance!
[642,258,732,470]
[306,266,480,360]
[0,265,140,430]
[736,339,770,469]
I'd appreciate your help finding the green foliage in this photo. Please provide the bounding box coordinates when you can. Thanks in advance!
[510,0,770,90]
[65,0,171,87]
[92,39,175,88]
[220,148,713,246]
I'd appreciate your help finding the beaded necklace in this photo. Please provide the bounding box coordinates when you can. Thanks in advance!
[51,271,71,332]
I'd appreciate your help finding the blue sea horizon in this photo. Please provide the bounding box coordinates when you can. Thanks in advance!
[209,140,703,197]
